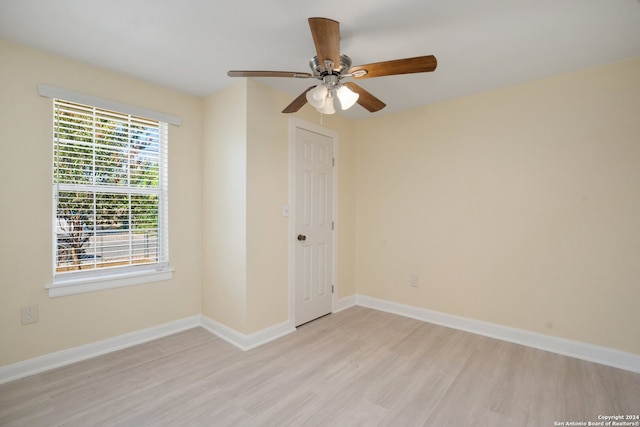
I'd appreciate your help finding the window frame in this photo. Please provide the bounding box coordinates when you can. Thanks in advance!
[39,85,180,297]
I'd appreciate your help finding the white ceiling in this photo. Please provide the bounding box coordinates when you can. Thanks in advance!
[2,0,640,120]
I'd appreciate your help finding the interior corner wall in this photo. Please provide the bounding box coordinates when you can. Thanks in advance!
[202,80,249,333]
[202,78,358,336]
[354,57,640,355]
[244,80,290,332]
[0,40,203,366]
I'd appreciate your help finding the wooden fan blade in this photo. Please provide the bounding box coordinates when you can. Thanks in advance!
[282,86,315,113]
[343,82,386,112]
[308,17,341,72]
[349,55,437,79]
[228,70,312,78]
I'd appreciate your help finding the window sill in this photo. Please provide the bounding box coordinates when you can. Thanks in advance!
[47,266,174,297]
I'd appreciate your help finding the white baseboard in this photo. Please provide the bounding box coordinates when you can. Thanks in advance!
[200,316,295,351]
[0,316,201,385]
[356,294,640,374]
[3,296,638,385]
[1,315,296,385]
[333,295,356,313]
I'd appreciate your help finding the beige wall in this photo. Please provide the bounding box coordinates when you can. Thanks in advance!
[201,80,249,332]
[4,35,635,368]
[0,40,203,366]
[355,58,640,355]
[202,79,358,334]
[245,80,290,332]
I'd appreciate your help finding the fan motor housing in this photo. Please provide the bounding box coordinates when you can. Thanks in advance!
[309,54,352,76]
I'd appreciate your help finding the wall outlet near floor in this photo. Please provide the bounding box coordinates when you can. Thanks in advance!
[410,274,419,288]
[21,305,39,325]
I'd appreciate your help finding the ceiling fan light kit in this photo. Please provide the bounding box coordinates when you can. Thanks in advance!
[306,81,360,113]
[227,17,437,115]
[318,92,336,114]
[306,84,328,108]
[336,85,359,110]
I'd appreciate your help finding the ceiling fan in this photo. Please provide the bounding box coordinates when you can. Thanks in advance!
[227,17,437,115]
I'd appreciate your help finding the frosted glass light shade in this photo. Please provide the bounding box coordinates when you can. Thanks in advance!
[318,93,336,114]
[336,85,359,110]
[306,85,327,109]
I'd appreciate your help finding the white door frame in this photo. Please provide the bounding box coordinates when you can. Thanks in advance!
[288,117,338,327]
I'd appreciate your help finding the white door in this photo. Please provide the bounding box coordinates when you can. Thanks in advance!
[294,126,334,326]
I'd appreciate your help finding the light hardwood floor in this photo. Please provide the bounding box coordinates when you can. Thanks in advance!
[1,307,639,426]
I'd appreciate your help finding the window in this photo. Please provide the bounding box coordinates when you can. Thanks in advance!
[50,98,171,296]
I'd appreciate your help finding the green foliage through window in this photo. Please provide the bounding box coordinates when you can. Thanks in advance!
[53,100,167,273]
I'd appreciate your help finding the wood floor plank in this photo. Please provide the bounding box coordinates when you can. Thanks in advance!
[502,346,560,427]
[377,370,454,426]
[1,307,639,426]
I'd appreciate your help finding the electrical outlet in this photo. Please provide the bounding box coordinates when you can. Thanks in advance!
[410,274,419,288]
[21,305,39,325]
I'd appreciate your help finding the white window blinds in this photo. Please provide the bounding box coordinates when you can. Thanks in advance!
[53,99,169,277]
